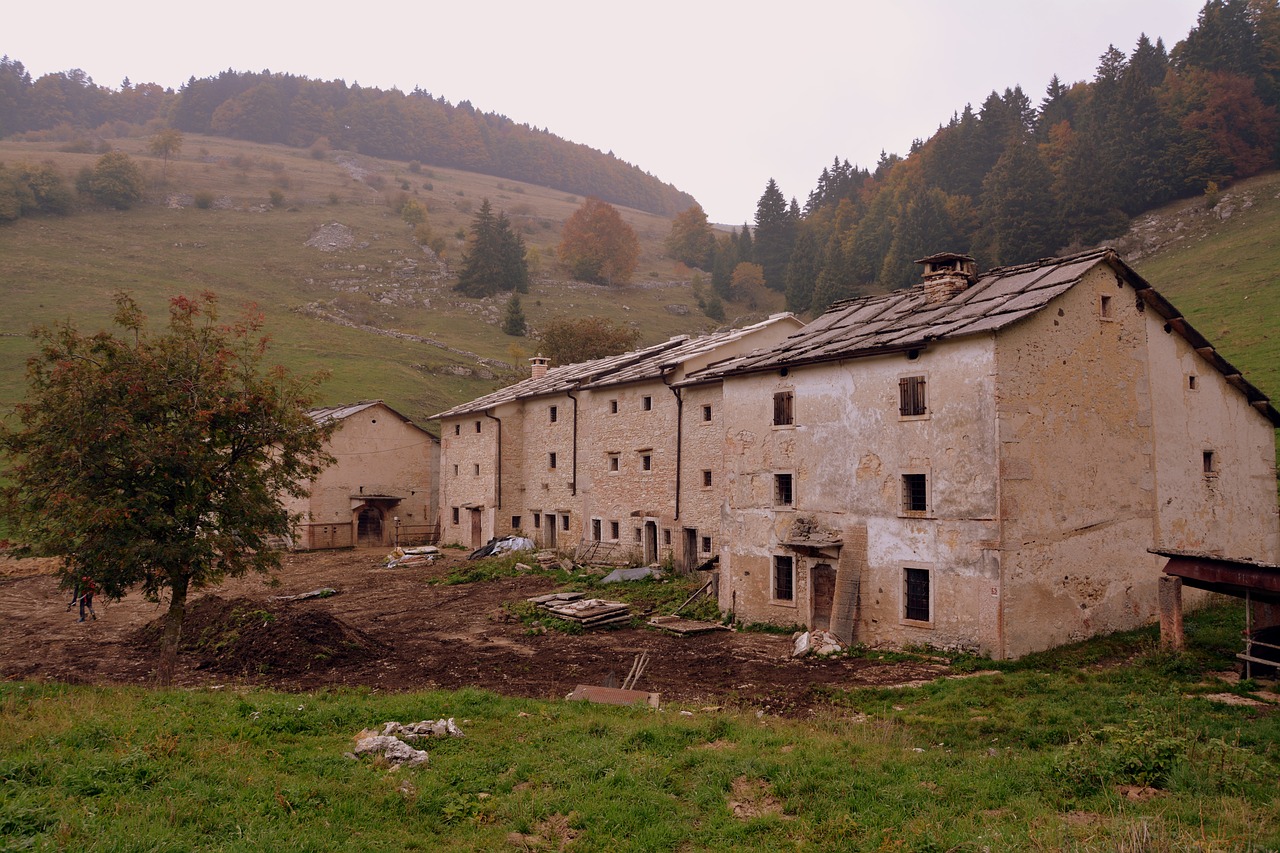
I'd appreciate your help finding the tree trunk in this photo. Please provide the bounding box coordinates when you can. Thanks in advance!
[156,574,190,687]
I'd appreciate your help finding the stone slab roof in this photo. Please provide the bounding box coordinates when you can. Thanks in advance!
[680,248,1278,426]
[431,314,799,420]
[310,400,437,437]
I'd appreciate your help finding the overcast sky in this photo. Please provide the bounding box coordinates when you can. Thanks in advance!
[9,1,1205,223]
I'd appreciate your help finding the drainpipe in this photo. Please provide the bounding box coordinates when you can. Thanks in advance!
[566,390,579,496]
[483,409,501,509]
[662,371,682,521]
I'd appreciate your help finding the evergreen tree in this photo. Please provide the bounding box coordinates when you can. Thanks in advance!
[975,140,1059,266]
[502,294,527,336]
[711,232,740,299]
[784,223,826,313]
[752,178,797,291]
[455,199,529,297]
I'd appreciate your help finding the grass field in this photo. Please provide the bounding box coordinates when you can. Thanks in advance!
[0,133,759,430]
[1,603,1276,851]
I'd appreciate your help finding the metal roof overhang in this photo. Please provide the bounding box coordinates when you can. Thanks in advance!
[1151,548,1280,603]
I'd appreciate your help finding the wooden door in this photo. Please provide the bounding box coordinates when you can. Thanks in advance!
[469,508,482,549]
[812,563,836,631]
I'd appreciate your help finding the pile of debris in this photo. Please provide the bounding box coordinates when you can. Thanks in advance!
[792,629,846,658]
[534,550,571,571]
[468,535,535,560]
[349,718,464,769]
[527,591,632,628]
[385,546,440,568]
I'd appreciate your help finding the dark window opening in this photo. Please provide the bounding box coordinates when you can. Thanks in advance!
[474,464,480,476]
[609,453,620,472]
[475,420,481,433]
[1188,375,1198,390]
[592,519,601,541]
[641,453,652,471]
[1203,450,1216,475]
[701,536,712,553]
[902,474,927,513]
[533,513,541,529]
[561,514,570,531]
[549,405,558,423]
[642,396,653,411]
[702,470,712,488]
[899,375,927,417]
[549,452,557,469]
[635,528,643,543]
[773,391,794,426]
[702,405,712,421]
[775,473,793,506]
[774,555,794,601]
[610,400,618,414]
[454,424,460,436]
[663,529,671,545]
[511,515,521,529]
[451,507,460,525]
[1100,294,1113,318]
[904,568,930,621]
[610,521,620,539]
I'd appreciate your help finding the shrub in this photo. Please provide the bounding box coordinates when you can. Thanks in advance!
[408,161,421,174]
[193,191,214,209]
[268,188,285,207]
[87,151,145,210]
[328,192,339,205]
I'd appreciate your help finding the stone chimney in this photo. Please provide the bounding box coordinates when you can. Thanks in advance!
[530,354,550,379]
[915,253,977,304]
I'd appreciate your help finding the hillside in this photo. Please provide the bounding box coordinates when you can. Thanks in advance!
[0,135,764,429]
[1124,170,1280,402]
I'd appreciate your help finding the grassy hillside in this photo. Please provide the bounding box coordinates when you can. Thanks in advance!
[0,134,765,429]
[1124,171,1280,402]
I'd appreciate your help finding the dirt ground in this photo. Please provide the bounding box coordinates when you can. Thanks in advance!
[0,549,949,715]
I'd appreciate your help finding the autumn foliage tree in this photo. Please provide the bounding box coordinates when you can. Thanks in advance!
[664,203,716,269]
[534,316,640,366]
[557,197,639,285]
[0,293,334,685]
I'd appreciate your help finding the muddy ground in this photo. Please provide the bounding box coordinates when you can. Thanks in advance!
[0,549,949,715]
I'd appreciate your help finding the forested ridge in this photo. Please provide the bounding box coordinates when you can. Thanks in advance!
[0,63,696,217]
[720,0,1280,315]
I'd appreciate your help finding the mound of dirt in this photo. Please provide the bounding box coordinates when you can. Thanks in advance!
[130,595,385,677]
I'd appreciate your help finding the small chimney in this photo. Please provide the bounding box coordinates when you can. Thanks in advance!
[916,252,976,304]
[529,354,550,379]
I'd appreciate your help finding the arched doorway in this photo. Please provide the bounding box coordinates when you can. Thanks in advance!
[357,506,384,546]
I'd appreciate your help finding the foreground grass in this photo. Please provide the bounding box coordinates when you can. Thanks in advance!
[2,605,1277,851]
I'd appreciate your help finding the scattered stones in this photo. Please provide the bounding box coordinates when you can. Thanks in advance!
[350,718,464,769]
[305,222,356,252]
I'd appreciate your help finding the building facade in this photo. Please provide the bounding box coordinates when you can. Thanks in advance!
[687,250,1278,657]
[286,401,440,549]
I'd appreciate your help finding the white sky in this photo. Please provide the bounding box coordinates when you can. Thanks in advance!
[9,0,1205,223]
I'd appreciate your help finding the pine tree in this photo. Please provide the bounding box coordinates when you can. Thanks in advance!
[455,199,529,297]
[502,294,527,336]
[752,178,797,291]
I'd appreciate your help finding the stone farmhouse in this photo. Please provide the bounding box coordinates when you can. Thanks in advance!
[433,248,1278,658]
[432,314,804,558]
[286,401,440,549]
[682,249,1278,657]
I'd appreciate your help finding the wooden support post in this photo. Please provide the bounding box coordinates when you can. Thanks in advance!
[1158,575,1184,651]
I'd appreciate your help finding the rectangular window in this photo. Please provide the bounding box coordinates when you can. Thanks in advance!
[701,536,712,553]
[511,515,521,529]
[641,452,652,472]
[610,521,620,540]
[902,474,927,514]
[773,391,794,426]
[904,568,930,622]
[549,405,558,423]
[774,473,793,506]
[561,514,570,531]
[608,452,620,473]
[1203,450,1216,475]
[592,519,602,541]
[702,469,713,488]
[663,529,672,546]
[475,420,482,433]
[451,507,460,525]
[549,452,557,469]
[1100,294,1113,319]
[474,464,481,476]
[454,424,461,436]
[610,400,618,414]
[774,555,794,601]
[1188,375,1198,391]
[642,396,653,411]
[533,513,541,529]
[899,376,927,417]
[635,528,643,543]
[702,405,712,421]
[452,464,459,476]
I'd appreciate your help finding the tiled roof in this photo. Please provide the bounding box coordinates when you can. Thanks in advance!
[680,247,1279,425]
[310,400,436,436]
[430,315,799,419]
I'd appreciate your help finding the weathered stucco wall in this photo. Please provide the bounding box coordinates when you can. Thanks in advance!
[995,265,1163,656]
[1145,311,1279,561]
[439,407,507,547]
[291,403,439,547]
[677,384,728,568]
[515,393,581,549]
[719,337,1003,652]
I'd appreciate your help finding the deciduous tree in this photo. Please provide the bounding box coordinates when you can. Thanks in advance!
[534,316,640,365]
[558,197,639,285]
[664,203,715,269]
[0,293,333,685]
[87,150,144,209]
[148,127,184,181]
